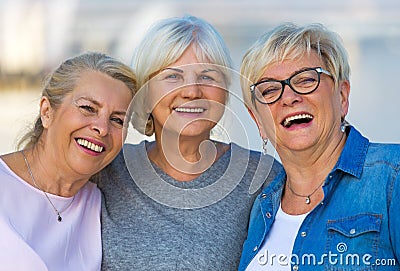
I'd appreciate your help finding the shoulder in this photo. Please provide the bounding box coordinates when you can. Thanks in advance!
[244,145,283,178]
[80,181,101,200]
[105,142,147,172]
[366,142,400,169]
[230,143,272,163]
[229,143,282,191]
[358,142,400,199]
[229,143,282,175]
[92,142,149,188]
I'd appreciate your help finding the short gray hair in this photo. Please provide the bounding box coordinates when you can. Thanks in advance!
[240,22,350,108]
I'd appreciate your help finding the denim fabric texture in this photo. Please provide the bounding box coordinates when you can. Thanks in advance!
[239,126,400,271]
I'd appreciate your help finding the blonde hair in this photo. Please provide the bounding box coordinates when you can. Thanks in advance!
[131,15,233,136]
[240,22,350,108]
[18,51,137,149]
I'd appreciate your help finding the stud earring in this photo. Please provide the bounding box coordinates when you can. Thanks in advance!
[262,138,268,155]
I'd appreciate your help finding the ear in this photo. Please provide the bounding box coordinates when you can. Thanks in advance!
[339,80,350,119]
[39,97,54,129]
[247,106,268,140]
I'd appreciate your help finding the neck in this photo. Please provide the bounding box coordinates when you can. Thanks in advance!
[278,129,347,193]
[23,146,89,197]
[148,132,223,181]
[275,129,346,215]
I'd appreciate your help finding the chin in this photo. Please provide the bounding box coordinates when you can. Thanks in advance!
[69,157,104,177]
[277,136,313,151]
[164,122,214,138]
[179,129,210,138]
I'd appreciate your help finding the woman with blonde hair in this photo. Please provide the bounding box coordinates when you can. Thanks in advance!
[0,52,136,271]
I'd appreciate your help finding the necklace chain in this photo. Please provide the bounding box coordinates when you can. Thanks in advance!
[287,178,325,204]
[21,150,75,222]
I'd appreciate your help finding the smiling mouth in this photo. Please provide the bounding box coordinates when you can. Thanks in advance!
[76,138,104,153]
[282,114,313,128]
[174,107,205,113]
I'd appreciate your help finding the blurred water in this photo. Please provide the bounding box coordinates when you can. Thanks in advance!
[0,90,40,154]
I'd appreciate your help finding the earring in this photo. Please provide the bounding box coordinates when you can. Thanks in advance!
[340,119,348,133]
[262,138,268,155]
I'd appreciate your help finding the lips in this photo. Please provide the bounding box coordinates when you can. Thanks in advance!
[281,113,313,128]
[76,138,105,153]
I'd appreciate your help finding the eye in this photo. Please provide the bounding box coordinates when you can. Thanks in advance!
[110,116,124,128]
[294,76,317,85]
[167,74,177,79]
[200,75,214,81]
[79,105,96,114]
[259,83,281,97]
[292,71,318,87]
[164,73,182,81]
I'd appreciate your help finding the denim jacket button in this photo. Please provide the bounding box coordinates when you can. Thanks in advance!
[265,212,272,218]
[350,228,356,235]
[261,194,267,199]
[253,246,258,252]
[293,264,299,271]
[300,231,307,237]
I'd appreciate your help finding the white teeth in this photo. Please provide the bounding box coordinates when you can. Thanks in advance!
[77,138,104,153]
[174,107,205,113]
[283,114,313,127]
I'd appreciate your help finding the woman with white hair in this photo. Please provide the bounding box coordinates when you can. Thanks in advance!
[94,15,281,271]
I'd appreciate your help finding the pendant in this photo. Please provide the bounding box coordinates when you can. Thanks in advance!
[58,215,62,222]
[305,196,311,204]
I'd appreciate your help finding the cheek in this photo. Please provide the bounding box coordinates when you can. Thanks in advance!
[148,92,174,114]
[205,89,227,120]
[326,91,343,118]
[150,101,170,125]
[256,105,277,137]
[110,129,124,151]
[204,86,227,102]
[147,81,177,107]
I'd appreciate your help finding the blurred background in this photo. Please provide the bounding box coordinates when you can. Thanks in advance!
[1,0,399,154]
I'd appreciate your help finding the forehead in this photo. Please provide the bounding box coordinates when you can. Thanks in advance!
[167,43,211,67]
[162,63,222,74]
[261,51,324,79]
[71,70,132,103]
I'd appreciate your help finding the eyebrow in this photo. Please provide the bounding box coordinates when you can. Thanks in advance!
[76,96,127,115]
[162,67,184,73]
[201,68,220,73]
[258,67,313,82]
[162,67,220,74]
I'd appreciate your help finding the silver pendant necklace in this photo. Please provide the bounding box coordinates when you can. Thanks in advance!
[21,150,75,222]
[287,178,325,204]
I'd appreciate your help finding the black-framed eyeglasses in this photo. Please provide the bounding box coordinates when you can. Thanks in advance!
[250,67,332,105]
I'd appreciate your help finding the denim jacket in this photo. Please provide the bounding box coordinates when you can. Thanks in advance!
[239,126,400,271]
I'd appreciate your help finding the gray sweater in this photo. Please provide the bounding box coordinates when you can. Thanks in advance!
[94,142,281,271]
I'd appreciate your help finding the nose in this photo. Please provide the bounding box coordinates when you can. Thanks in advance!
[91,116,109,136]
[280,84,302,106]
[179,80,203,99]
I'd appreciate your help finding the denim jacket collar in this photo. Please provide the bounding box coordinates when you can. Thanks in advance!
[262,126,370,200]
[333,126,369,178]
[240,126,399,271]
